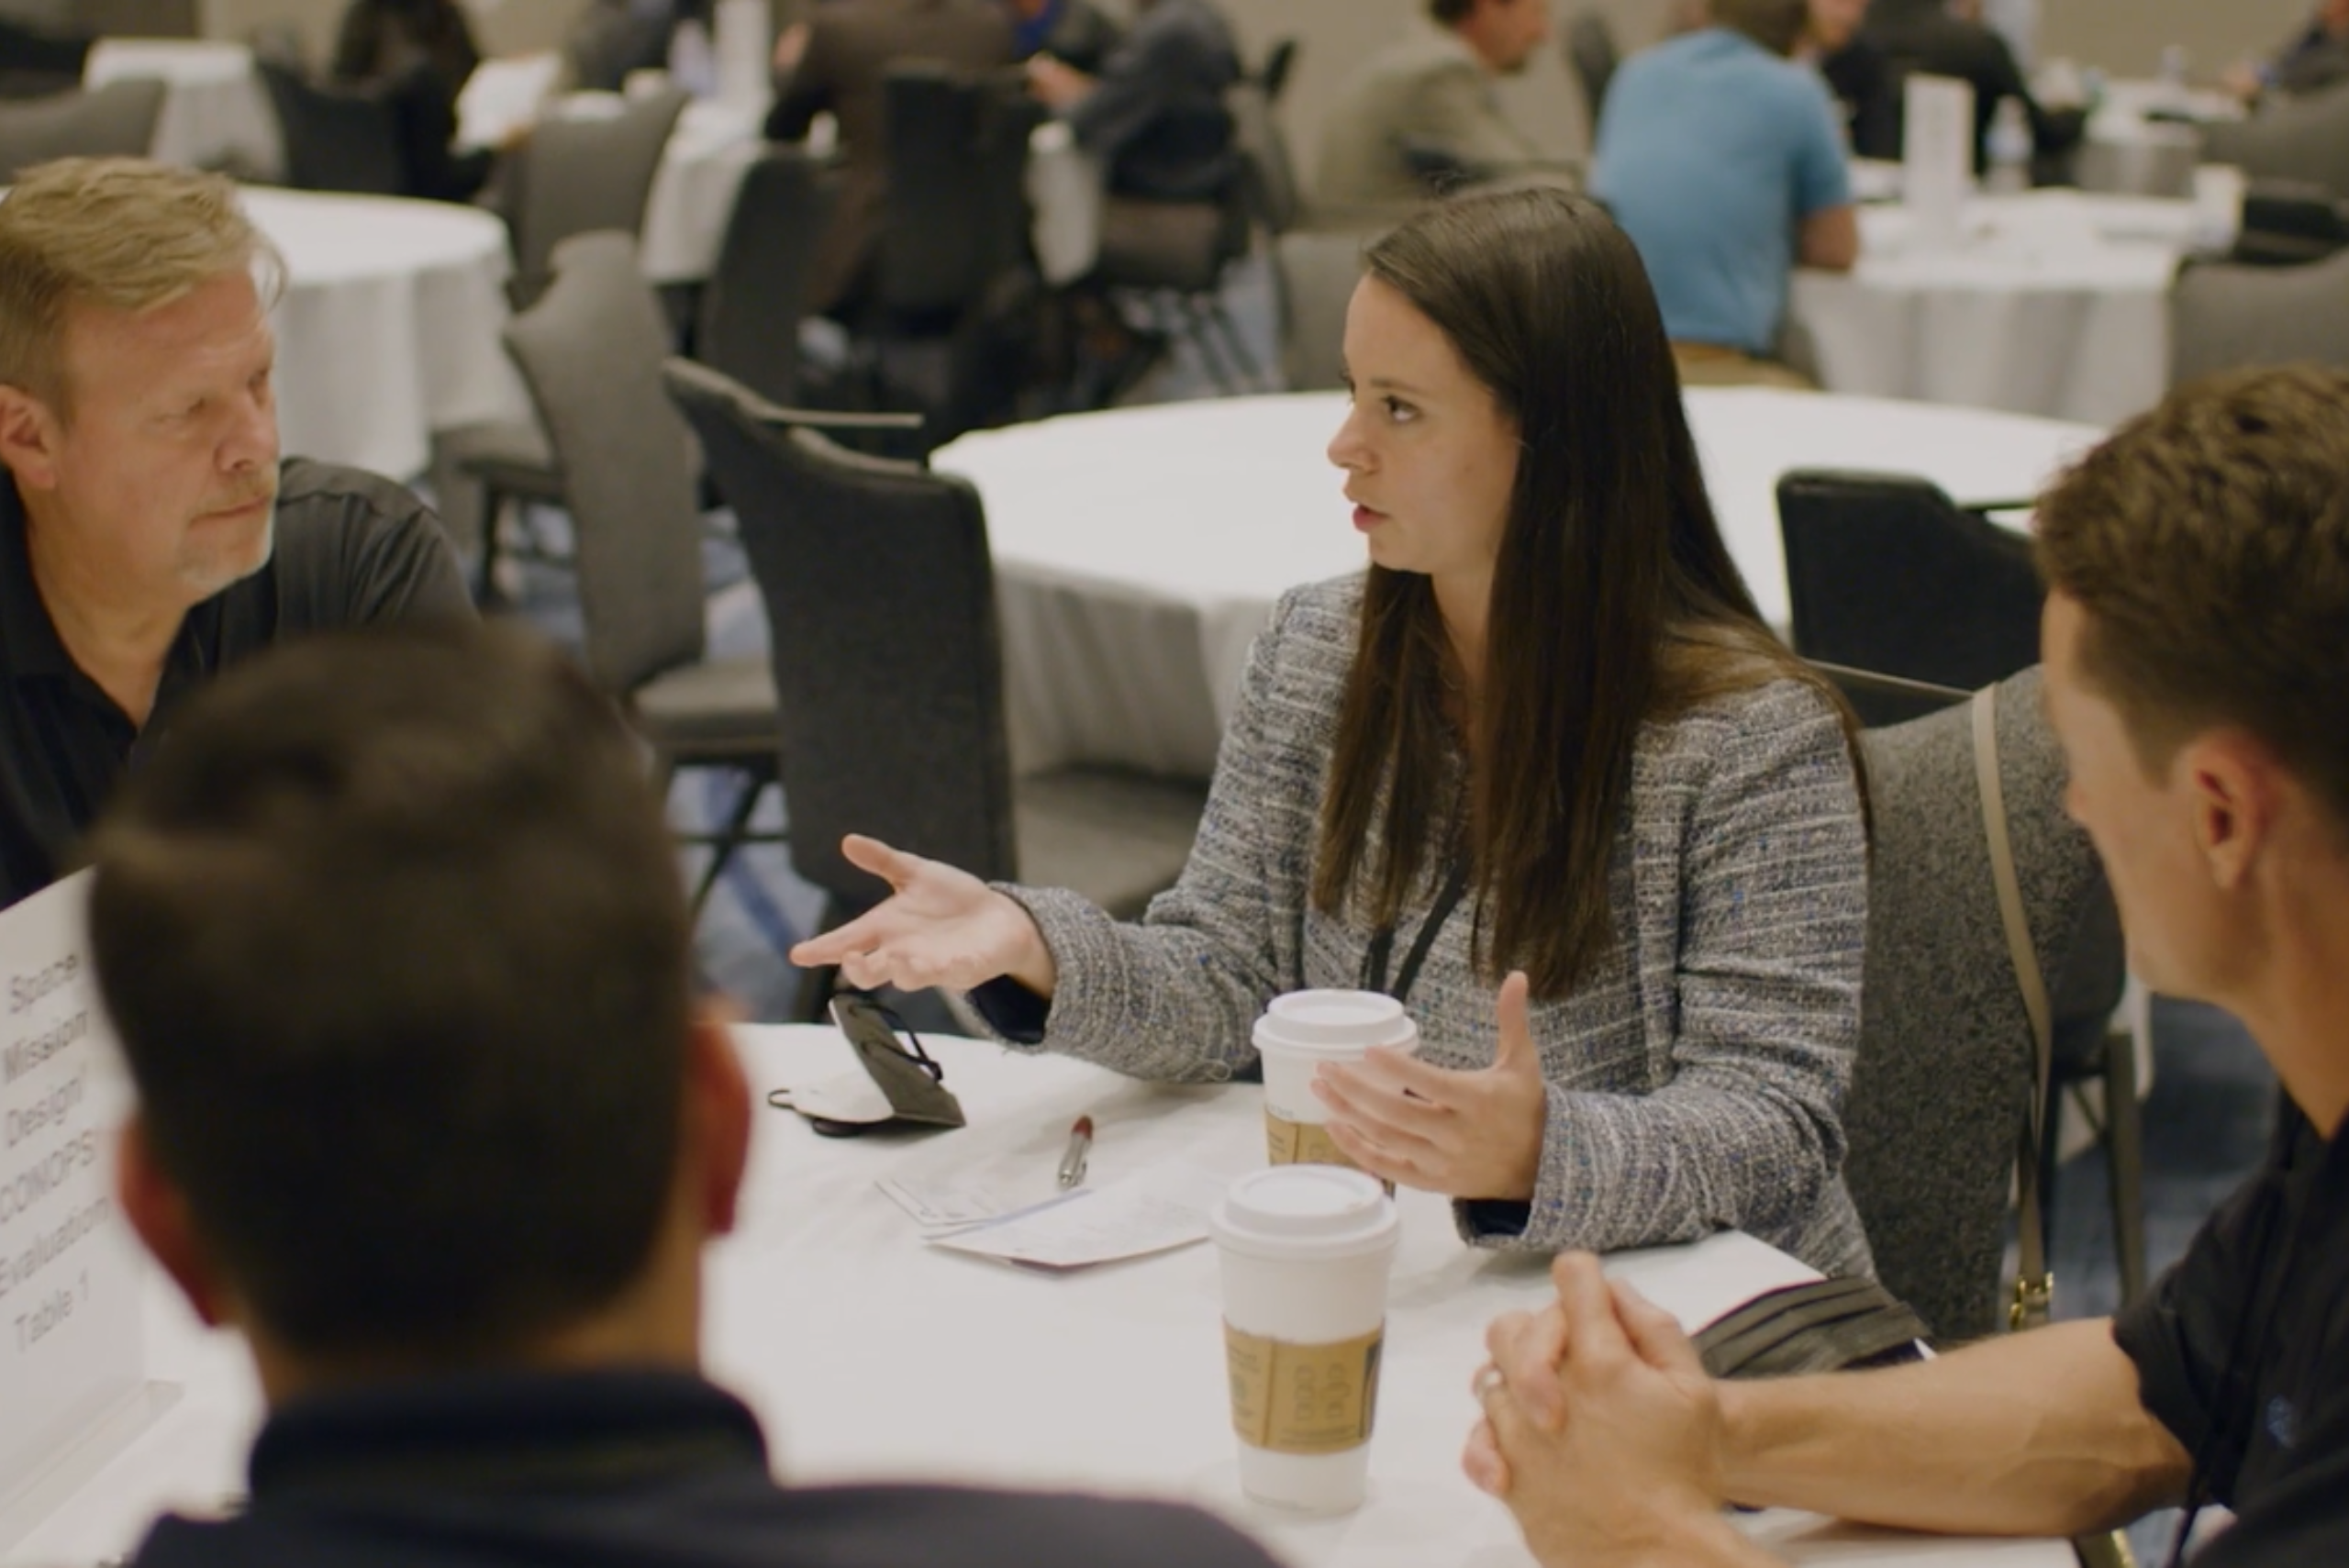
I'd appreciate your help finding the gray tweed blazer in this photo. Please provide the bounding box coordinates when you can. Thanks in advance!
[991,576,1872,1275]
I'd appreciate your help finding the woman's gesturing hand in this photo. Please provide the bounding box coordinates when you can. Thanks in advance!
[786,836,1059,997]
[1310,971,1548,1200]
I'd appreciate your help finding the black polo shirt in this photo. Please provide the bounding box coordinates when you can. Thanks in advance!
[129,1368,1283,1568]
[2113,1097,2349,1564]
[0,459,471,909]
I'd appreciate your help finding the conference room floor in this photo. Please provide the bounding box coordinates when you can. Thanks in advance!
[488,248,2269,1565]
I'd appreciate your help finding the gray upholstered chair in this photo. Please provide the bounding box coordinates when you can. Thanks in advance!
[1777,470,2043,727]
[2169,248,2349,384]
[501,85,687,309]
[0,78,164,178]
[1272,228,1367,393]
[1229,78,1301,239]
[1843,668,2143,1345]
[2201,79,2349,198]
[693,146,841,408]
[662,358,1210,1021]
[500,232,780,913]
[444,87,691,595]
[0,17,92,101]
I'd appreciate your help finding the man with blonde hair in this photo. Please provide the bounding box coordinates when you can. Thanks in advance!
[0,157,468,910]
[1467,364,2349,1566]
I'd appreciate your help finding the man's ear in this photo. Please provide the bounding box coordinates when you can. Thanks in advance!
[116,1113,230,1329]
[682,1006,751,1240]
[2187,730,2281,895]
[0,384,64,492]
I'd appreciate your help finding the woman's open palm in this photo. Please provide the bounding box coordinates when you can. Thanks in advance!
[787,836,1057,995]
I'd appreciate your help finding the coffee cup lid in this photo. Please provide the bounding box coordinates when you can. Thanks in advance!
[1211,1165,1400,1261]
[1252,990,1418,1057]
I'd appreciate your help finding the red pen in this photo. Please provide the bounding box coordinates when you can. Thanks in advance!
[1057,1115,1094,1189]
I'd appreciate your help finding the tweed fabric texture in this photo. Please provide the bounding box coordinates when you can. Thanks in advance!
[988,576,1872,1272]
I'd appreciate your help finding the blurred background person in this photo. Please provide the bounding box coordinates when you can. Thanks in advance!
[2225,0,2349,102]
[1804,0,1898,155]
[1004,0,1120,75]
[329,0,480,103]
[1843,0,2079,170]
[763,0,1015,320]
[1314,0,1552,207]
[1593,0,1856,385]
[1026,0,1241,205]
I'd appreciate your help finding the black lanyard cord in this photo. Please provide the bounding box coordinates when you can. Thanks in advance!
[1361,854,1473,1006]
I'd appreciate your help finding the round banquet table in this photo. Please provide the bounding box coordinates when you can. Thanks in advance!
[1787,189,2226,427]
[83,39,282,181]
[2,1024,2071,1568]
[931,389,2104,781]
[242,187,531,481]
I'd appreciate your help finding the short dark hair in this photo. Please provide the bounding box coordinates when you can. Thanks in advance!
[1428,0,1475,25]
[1712,0,1809,54]
[89,623,695,1361]
[2037,364,2349,830]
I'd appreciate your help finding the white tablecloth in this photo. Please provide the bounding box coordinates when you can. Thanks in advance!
[2,1025,2069,1568]
[1789,189,2222,426]
[635,95,771,284]
[83,38,283,181]
[933,389,2103,780]
[244,188,530,480]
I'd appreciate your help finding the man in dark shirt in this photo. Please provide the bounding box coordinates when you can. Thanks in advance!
[1828,0,2077,169]
[1026,0,1241,202]
[1462,364,2349,1566]
[85,622,1283,1568]
[0,157,469,910]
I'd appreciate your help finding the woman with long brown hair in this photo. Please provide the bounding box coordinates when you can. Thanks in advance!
[792,186,1872,1273]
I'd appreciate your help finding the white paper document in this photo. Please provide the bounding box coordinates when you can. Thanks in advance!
[877,1148,1074,1234]
[927,1163,1229,1271]
[453,53,563,151]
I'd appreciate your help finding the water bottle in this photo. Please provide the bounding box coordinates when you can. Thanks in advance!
[669,18,718,98]
[1986,96,2031,195]
[2155,44,2189,115]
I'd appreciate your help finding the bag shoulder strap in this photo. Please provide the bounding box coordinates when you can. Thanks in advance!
[1972,684,2056,1331]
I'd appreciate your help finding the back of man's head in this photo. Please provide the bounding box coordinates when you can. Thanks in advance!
[89,623,695,1363]
[2037,364,2349,836]
[1713,0,1811,54]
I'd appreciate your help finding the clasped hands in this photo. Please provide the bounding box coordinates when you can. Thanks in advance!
[786,834,1549,1201]
[1465,1253,1759,1568]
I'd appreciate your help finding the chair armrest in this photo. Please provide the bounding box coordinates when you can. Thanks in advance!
[752,406,926,432]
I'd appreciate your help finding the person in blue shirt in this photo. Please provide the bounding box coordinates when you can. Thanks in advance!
[1004,0,1120,75]
[1590,0,1856,384]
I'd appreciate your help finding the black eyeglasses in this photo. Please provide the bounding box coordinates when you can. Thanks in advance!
[764,990,963,1134]
[829,990,944,1084]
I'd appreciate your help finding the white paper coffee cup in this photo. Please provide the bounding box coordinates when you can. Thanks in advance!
[1211,1164,1400,1513]
[1252,990,1418,1172]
